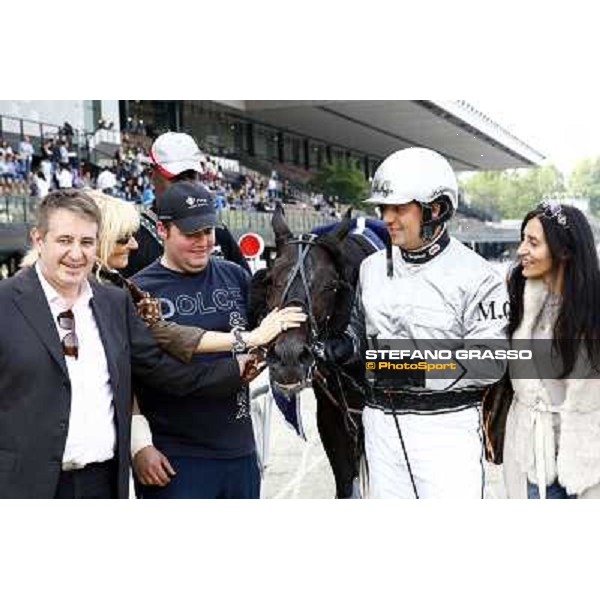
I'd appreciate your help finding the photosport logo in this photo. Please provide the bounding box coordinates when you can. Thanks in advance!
[365,348,532,366]
[363,342,535,381]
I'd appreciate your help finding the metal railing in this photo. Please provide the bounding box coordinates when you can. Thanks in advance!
[218,207,338,245]
[0,196,38,224]
[0,113,93,163]
[0,194,536,250]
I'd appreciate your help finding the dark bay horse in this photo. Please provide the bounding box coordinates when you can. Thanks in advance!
[248,205,384,498]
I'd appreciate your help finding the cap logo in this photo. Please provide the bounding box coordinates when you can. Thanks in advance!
[185,196,208,209]
[373,179,393,197]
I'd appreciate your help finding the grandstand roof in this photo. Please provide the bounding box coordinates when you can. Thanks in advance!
[217,100,545,171]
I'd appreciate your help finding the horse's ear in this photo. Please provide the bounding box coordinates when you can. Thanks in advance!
[272,201,293,247]
[331,207,353,242]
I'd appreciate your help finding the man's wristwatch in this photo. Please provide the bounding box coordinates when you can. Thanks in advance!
[231,327,248,354]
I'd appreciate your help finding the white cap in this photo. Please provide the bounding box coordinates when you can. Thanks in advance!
[145,132,204,178]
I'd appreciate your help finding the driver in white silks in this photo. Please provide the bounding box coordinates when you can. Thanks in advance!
[334,147,509,498]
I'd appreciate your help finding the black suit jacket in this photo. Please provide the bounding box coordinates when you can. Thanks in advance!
[0,267,242,498]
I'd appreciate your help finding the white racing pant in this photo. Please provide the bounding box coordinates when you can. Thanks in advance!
[363,405,484,499]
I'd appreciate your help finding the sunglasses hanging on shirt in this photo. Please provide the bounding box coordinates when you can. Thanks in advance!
[57,309,79,359]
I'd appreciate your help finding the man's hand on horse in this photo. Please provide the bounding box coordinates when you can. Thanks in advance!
[133,445,176,487]
[246,306,307,346]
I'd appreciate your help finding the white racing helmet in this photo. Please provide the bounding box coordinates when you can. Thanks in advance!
[366,147,459,276]
[365,147,458,216]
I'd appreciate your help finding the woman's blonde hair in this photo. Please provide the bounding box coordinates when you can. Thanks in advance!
[20,189,141,269]
[85,190,140,266]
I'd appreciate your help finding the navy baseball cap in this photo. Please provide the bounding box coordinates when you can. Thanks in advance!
[157,181,216,234]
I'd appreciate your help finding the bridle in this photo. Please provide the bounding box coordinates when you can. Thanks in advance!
[275,233,331,363]
[271,233,363,450]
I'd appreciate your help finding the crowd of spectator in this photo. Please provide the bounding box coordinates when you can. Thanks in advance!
[1,131,342,218]
[0,124,88,197]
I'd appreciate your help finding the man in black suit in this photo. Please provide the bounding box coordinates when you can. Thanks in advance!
[0,189,245,499]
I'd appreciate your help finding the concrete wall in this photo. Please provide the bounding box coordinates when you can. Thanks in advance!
[0,100,87,134]
[0,100,120,135]
[100,100,120,131]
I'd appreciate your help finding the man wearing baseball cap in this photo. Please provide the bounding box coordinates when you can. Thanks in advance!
[145,132,206,196]
[157,180,217,234]
[121,131,249,277]
[130,181,259,499]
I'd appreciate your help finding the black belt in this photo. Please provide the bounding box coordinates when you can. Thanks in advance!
[61,458,115,473]
[55,459,117,499]
[368,388,483,414]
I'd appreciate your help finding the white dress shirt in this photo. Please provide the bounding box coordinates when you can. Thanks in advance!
[96,169,117,191]
[57,168,74,189]
[35,264,116,467]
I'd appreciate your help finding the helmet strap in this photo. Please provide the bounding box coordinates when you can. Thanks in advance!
[420,197,454,242]
[386,237,393,278]
[421,205,435,241]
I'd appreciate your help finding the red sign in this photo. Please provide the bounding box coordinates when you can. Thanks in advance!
[238,232,265,259]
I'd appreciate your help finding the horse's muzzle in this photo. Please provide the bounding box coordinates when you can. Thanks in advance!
[267,335,315,391]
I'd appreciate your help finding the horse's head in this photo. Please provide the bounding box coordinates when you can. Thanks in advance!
[262,204,353,393]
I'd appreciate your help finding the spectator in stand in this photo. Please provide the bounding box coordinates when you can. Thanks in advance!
[267,173,278,200]
[58,140,70,166]
[41,146,54,189]
[78,163,93,189]
[97,166,118,193]
[2,153,18,183]
[19,136,34,175]
[124,177,142,203]
[51,139,62,169]
[142,185,155,207]
[202,159,215,183]
[42,138,54,162]
[0,139,14,156]
[61,122,74,146]
[33,170,50,198]
[0,154,9,183]
[56,163,74,189]
[70,162,83,189]
[214,186,227,211]
[15,152,29,181]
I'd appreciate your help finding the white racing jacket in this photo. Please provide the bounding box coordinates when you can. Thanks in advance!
[349,233,509,409]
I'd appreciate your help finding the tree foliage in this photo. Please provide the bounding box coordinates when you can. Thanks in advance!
[309,159,369,208]
[568,156,600,215]
[461,165,566,219]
